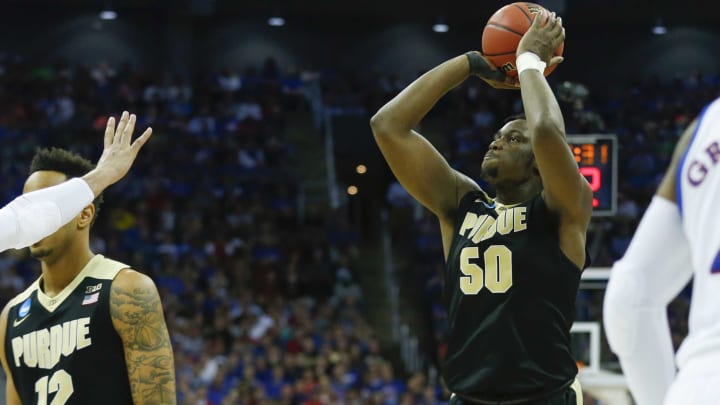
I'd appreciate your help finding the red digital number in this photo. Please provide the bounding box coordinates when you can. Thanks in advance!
[579,167,601,208]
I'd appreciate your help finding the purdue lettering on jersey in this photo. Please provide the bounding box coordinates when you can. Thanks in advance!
[443,192,582,400]
[4,255,134,405]
[458,206,528,242]
[11,317,92,369]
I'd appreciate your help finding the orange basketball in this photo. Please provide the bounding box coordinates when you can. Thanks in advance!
[481,2,564,77]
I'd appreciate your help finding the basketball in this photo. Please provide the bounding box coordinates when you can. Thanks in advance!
[481,2,564,77]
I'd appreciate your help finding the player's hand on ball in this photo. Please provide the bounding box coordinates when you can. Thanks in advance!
[517,11,565,67]
[466,51,520,90]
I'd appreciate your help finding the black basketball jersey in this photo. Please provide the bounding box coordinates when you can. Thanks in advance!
[443,191,583,400]
[5,255,133,405]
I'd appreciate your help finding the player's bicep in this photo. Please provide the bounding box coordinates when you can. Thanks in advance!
[657,119,698,202]
[372,127,478,216]
[110,270,176,405]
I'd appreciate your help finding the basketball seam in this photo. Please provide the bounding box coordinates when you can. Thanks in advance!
[483,51,517,56]
[485,23,524,37]
[513,4,533,24]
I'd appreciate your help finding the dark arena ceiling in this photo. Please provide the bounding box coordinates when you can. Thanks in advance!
[4,0,720,28]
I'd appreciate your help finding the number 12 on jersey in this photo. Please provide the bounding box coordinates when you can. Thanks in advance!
[459,245,513,294]
[35,369,73,405]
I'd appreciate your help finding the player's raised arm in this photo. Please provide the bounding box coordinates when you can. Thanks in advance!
[0,111,152,252]
[516,13,593,219]
[370,56,477,220]
[110,270,177,405]
[0,305,22,405]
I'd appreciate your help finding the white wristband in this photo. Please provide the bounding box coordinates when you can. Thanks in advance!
[516,52,547,75]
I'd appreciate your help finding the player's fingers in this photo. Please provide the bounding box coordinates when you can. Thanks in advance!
[531,12,543,29]
[553,16,564,36]
[115,111,129,141]
[550,12,560,31]
[544,11,553,28]
[104,117,115,149]
[131,127,153,153]
[554,24,565,48]
[121,114,137,145]
[549,56,564,67]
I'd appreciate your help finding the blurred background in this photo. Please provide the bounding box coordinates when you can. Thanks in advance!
[1,0,719,404]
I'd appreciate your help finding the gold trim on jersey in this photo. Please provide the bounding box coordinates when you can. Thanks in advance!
[7,255,129,313]
[570,378,583,405]
[473,195,526,213]
[492,200,524,213]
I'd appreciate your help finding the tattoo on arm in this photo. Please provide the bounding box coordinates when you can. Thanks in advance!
[111,283,176,405]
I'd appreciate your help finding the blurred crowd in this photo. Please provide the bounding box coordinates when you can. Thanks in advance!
[1,50,718,405]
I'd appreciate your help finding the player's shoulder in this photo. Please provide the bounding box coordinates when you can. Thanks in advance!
[0,279,39,335]
[110,268,157,296]
[704,97,720,115]
[4,280,40,312]
[441,171,487,223]
[690,97,720,136]
[108,269,160,321]
[84,254,131,281]
[456,173,491,206]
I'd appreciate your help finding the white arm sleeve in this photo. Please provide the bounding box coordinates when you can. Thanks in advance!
[603,196,693,405]
[0,178,95,252]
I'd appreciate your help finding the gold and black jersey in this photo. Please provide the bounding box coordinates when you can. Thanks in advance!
[4,255,133,405]
[443,191,584,400]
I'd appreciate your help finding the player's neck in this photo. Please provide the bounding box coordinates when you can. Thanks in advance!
[40,241,94,298]
[493,181,541,205]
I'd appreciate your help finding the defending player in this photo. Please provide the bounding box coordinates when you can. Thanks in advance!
[371,13,591,404]
[604,97,720,405]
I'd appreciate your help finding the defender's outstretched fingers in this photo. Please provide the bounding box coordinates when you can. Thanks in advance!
[120,114,137,145]
[115,111,129,142]
[131,128,153,153]
[104,117,115,149]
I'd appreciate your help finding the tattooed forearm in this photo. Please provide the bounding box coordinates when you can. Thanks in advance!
[111,276,177,405]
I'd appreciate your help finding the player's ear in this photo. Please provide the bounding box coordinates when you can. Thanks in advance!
[77,204,95,229]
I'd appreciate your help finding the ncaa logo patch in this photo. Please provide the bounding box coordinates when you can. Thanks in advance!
[18,298,31,318]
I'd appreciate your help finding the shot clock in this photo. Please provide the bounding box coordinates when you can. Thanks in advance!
[567,135,617,216]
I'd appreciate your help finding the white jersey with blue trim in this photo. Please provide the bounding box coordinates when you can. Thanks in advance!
[675,97,720,368]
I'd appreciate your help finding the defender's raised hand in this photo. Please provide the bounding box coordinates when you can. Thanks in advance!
[83,111,153,196]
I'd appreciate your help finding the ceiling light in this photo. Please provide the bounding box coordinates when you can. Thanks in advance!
[268,17,285,27]
[652,20,667,35]
[99,10,117,20]
[432,23,449,33]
